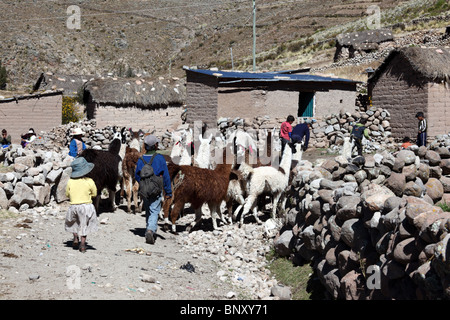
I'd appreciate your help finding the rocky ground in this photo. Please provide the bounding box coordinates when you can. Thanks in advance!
[0,198,288,301]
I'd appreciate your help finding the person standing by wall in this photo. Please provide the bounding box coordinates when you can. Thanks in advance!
[415,112,427,147]
[1,129,11,148]
[280,115,295,159]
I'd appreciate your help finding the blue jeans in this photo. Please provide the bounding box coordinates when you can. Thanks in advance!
[417,132,427,147]
[143,193,163,233]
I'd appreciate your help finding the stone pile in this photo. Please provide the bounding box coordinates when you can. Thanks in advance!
[175,216,291,300]
[0,144,73,211]
[275,139,450,299]
[38,119,142,152]
[213,107,395,154]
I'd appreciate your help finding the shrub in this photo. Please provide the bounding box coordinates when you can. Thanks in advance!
[62,96,83,124]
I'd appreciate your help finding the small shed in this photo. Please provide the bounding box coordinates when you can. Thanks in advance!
[368,46,450,140]
[184,67,360,129]
[82,77,186,134]
[334,28,394,62]
[0,90,63,144]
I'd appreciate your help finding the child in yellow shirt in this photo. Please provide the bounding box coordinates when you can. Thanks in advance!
[65,157,98,253]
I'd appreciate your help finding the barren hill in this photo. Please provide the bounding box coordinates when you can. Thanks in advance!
[0,0,448,90]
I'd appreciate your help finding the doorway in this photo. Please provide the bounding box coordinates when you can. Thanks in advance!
[298,92,314,118]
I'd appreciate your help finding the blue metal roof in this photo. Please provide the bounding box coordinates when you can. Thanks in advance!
[183,67,359,84]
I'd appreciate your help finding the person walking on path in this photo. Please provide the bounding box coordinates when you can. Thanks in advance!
[135,135,172,244]
[416,112,427,147]
[65,157,99,253]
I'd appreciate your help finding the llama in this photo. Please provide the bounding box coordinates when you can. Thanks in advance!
[239,142,294,226]
[163,152,234,233]
[170,129,192,166]
[121,146,142,214]
[341,136,353,159]
[194,133,213,168]
[80,144,121,214]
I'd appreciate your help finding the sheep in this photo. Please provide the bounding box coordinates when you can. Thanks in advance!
[238,142,294,226]
[163,151,235,233]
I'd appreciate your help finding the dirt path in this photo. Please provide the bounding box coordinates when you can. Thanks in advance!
[0,202,274,300]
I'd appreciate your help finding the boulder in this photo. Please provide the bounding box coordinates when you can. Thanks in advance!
[425,178,444,203]
[384,172,406,196]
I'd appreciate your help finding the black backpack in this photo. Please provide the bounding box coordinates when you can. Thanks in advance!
[138,155,164,199]
[351,125,365,140]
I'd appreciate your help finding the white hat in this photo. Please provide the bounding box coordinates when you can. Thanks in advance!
[71,128,84,136]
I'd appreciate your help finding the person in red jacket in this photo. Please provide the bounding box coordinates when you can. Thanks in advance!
[280,115,295,159]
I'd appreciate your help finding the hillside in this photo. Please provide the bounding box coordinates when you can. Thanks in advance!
[0,0,449,90]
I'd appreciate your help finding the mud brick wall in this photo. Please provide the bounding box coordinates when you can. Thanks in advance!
[427,82,450,138]
[315,89,357,119]
[371,54,429,140]
[217,88,298,120]
[185,72,218,129]
[92,105,184,136]
[0,94,62,144]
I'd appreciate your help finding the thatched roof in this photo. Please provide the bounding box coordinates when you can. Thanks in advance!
[369,46,450,84]
[336,28,393,47]
[33,73,95,97]
[83,77,186,108]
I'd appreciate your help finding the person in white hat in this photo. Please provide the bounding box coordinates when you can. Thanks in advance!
[65,157,98,253]
[68,127,86,157]
[135,134,172,244]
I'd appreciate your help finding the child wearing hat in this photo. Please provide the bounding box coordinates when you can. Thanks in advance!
[65,157,98,253]
[68,127,86,157]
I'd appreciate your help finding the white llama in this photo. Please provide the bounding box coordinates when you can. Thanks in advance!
[239,142,293,226]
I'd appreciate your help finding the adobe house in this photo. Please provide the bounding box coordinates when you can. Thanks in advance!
[184,67,360,129]
[82,76,186,135]
[367,46,450,141]
[0,90,63,144]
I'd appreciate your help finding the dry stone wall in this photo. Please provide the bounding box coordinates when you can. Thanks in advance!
[275,137,450,299]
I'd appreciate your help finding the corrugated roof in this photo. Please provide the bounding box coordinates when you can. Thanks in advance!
[184,67,360,84]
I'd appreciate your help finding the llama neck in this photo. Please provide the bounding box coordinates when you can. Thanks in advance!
[279,146,292,173]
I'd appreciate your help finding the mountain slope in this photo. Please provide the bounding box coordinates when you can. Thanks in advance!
[0,0,447,89]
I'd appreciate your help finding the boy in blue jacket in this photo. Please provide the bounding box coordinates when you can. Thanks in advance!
[135,135,172,244]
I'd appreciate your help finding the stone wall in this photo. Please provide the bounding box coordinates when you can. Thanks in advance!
[275,139,450,299]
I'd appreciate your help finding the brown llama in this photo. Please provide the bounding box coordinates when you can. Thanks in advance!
[121,146,142,214]
[163,153,235,233]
